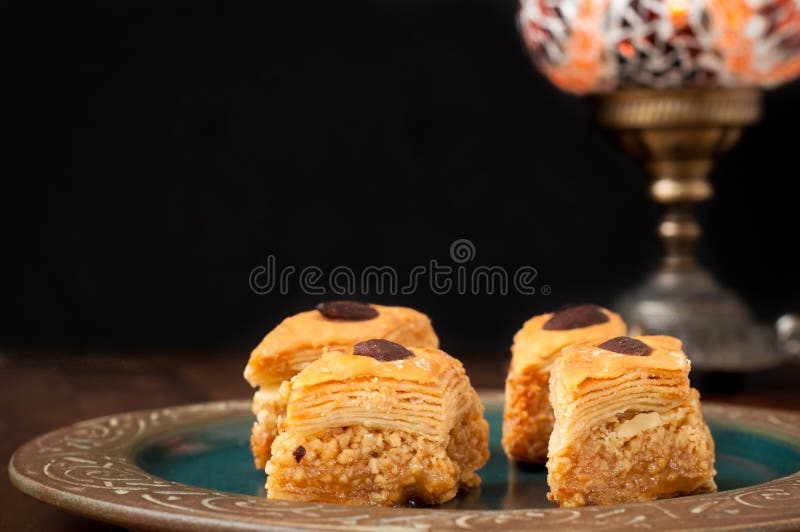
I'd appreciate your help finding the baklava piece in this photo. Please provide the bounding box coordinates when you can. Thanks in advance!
[502,305,626,463]
[547,335,716,507]
[265,340,489,506]
[244,301,438,468]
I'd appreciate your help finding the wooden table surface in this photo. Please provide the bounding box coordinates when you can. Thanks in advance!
[2,350,799,531]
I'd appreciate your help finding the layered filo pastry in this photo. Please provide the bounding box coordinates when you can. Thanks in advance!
[265,340,490,506]
[243,301,439,468]
[547,335,717,507]
[502,304,626,463]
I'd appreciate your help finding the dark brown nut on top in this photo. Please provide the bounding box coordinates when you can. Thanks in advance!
[353,339,413,361]
[543,304,609,330]
[316,300,378,321]
[597,336,652,356]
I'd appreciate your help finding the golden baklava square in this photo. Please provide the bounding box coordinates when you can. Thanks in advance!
[243,301,438,468]
[265,340,489,506]
[547,335,716,507]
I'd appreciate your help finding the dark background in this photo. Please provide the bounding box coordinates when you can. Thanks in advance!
[3,1,799,358]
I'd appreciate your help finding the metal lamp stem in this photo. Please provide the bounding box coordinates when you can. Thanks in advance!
[594,88,782,370]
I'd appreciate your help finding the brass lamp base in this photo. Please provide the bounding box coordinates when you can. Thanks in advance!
[595,88,783,371]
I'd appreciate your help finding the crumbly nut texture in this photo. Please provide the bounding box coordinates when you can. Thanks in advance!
[250,400,283,469]
[547,403,716,507]
[249,388,287,469]
[266,398,488,506]
[502,368,553,462]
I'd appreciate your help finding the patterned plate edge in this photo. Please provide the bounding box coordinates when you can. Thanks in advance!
[9,398,800,531]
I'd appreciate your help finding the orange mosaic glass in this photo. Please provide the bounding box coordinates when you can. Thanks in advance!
[519,0,800,93]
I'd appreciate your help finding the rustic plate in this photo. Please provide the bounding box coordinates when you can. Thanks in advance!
[9,395,800,531]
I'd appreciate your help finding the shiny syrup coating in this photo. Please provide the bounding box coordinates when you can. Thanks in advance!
[597,336,652,356]
[542,304,609,330]
[353,339,413,361]
[316,300,378,321]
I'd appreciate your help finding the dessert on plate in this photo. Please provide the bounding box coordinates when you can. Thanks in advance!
[546,335,717,507]
[264,339,489,506]
[244,301,439,468]
[502,304,626,463]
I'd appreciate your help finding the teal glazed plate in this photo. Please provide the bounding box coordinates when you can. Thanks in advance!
[10,394,800,531]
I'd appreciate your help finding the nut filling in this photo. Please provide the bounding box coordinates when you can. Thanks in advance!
[543,304,609,330]
[353,339,413,361]
[316,301,379,321]
[598,336,652,356]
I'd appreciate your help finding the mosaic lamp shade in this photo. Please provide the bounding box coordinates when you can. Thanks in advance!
[516,1,800,370]
[518,0,800,94]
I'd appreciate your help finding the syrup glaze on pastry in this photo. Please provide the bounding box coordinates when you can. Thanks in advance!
[502,305,626,463]
[265,344,489,506]
[547,335,716,507]
[244,303,439,468]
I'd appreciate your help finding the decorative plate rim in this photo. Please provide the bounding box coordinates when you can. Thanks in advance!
[9,397,800,531]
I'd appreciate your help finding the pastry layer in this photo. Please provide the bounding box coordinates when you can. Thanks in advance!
[245,305,439,387]
[284,349,470,441]
[546,335,716,507]
[502,306,626,462]
[509,307,627,374]
[553,335,688,393]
